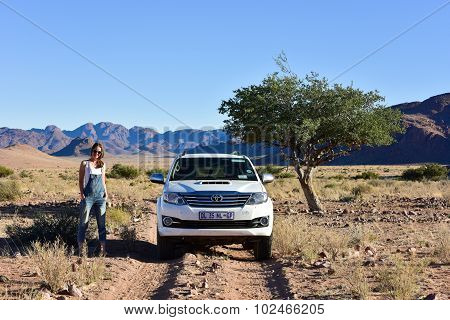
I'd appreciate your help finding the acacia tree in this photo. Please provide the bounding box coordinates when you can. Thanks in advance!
[219,63,404,212]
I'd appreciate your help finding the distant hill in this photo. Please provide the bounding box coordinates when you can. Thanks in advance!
[0,144,76,168]
[0,93,449,164]
[331,93,450,165]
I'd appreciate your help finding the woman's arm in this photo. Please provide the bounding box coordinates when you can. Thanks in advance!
[102,164,108,199]
[79,161,86,200]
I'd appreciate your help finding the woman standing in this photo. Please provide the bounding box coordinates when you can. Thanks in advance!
[77,143,108,256]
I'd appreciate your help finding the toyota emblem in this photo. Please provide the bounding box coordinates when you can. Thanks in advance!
[211,194,223,202]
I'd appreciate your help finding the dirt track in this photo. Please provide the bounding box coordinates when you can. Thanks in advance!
[1,196,449,300]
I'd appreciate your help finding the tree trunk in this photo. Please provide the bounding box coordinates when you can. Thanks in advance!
[298,174,323,212]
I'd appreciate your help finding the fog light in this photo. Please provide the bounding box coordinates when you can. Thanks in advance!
[163,216,173,227]
[260,216,269,227]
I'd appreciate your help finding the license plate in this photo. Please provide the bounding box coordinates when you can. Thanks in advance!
[199,211,234,220]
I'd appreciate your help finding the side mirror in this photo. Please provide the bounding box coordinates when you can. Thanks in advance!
[149,173,165,184]
[261,173,274,184]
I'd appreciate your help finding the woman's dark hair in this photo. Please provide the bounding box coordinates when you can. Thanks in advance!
[90,142,105,168]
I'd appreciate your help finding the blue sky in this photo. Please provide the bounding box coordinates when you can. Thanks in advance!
[0,0,449,132]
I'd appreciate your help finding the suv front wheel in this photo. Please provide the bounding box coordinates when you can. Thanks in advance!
[253,234,272,260]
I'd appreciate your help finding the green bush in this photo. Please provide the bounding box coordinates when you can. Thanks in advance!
[257,165,294,178]
[107,207,131,230]
[401,164,448,181]
[6,212,91,248]
[19,170,33,179]
[355,171,380,180]
[0,180,21,201]
[0,165,14,178]
[107,163,139,179]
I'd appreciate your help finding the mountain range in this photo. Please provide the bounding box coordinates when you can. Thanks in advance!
[0,93,449,164]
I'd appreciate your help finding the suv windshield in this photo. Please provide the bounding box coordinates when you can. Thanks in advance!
[170,157,258,181]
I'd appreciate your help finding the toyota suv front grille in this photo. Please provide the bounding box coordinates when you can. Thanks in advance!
[182,193,251,207]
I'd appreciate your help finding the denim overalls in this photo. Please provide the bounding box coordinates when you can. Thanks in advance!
[77,164,107,244]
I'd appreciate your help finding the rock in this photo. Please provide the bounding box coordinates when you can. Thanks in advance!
[363,257,376,267]
[343,208,349,214]
[313,260,331,268]
[202,279,209,289]
[211,262,220,271]
[195,260,202,267]
[56,296,67,300]
[423,293,436,300]
[327,268,336,275]
[407,247,417,255]
[40,290,51,300]
[0,275,10,283]
[318,251,328,259]
[364,246,376,255]
[68,284,83,298]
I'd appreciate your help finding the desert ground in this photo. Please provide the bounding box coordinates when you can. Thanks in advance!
[0,148,448,300]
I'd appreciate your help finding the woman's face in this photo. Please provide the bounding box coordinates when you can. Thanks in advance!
[92,147,102,159]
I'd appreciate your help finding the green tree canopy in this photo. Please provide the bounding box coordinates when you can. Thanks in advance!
[219,67,404,211]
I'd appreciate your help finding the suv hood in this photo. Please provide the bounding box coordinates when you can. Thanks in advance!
[166,180,264,193]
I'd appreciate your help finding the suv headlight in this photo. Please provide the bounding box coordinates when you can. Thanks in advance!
[246,192,268,205]
[163,193,186,205]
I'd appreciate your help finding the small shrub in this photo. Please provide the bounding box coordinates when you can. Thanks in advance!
[351,184,372,198]
[339,195,355,203]
[108,164,139,179]
[29,240,71,292]
[107,208,131,230]
[277,171,296,179]
[347,225,377,248]
[0,180,21,201]
[433,224,449,263]
[378,257,427,300]
[19,170,33,178]
[258,165,294,178]
[119,225,137,251]
[73,258,106,287]
[319,229,349,261]
[345,263,370,299]
[401,164,448,181]
[58,172,76,181]
[6,212,87,248]
[330,174,346,180]
[273,216,320,261]
[0,165,14,178]
[354,171,380,180]
[324,183,337,189]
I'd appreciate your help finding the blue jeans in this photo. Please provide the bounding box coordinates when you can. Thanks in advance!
[77,195,107,243]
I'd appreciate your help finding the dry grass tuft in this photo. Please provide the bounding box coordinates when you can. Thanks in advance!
[273,215,350,262]
[273,215,319,261]
[28,240,71,292]
[343,262,370,299]
[378,256,427,300]
[432,224,449,263]
[73,258,106,287]
[107,207,131,230]
[348,225,378,248]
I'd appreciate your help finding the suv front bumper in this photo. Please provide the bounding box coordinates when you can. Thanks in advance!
[156,197,273,237]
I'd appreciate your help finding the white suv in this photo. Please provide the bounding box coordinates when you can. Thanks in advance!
[150,153,274,260]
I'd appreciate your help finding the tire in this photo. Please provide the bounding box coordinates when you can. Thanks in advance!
[157,231,177,260]
[253,234,273,261]
[242,241,254,250]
